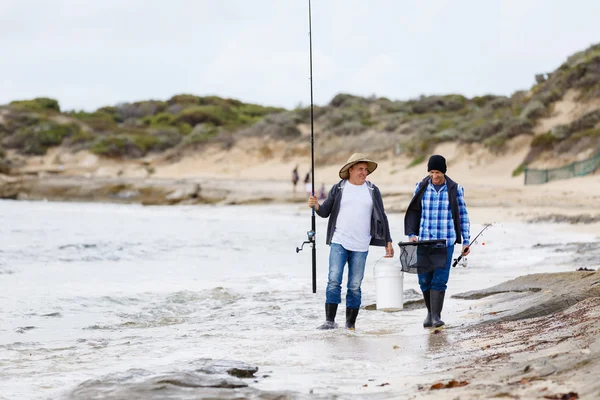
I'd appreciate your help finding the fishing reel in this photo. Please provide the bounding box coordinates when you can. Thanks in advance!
[452,255,468,268]
[296,230,315,253]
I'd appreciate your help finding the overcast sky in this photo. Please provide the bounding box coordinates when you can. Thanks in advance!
[1,0,599,111]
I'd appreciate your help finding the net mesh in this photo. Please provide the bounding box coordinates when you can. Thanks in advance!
[398,239,447,274]
[524,153,600,185]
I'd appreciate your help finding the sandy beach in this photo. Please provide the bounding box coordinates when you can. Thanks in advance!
[13,135,600,222]
[2,135,600,399]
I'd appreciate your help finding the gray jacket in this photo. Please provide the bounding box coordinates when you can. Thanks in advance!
[315,180,392,247]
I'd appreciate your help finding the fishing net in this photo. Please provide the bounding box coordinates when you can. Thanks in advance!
[398,239,447,274]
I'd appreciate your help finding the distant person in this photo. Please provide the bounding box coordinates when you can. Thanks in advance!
[292,166,299,193]
[404,155,471,328]
[308,153,394,331]
[318,183,326,200]
[304,171,312,195]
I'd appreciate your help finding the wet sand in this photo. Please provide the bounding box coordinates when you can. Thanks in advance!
[407,272,600,400]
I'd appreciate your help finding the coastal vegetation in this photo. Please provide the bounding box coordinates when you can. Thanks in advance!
[1,43,600,165]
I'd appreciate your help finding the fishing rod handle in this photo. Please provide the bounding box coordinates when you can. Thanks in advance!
[452,255,462,268]
[452,245,470,267]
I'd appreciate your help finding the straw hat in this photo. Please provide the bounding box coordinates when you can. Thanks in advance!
[339,153,378,180]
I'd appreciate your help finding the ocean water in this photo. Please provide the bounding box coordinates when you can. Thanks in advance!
[0,200,596,399]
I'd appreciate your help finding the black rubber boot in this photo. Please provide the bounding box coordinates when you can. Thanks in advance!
[345,307,359,330]
[422,290,432,328]
[430,290,446,328]
[317,303,338,329]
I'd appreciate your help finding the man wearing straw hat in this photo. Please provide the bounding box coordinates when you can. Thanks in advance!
[308,153,394,330]
[404,154,471,328]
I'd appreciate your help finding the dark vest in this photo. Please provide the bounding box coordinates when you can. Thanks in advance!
[404,175,462,244]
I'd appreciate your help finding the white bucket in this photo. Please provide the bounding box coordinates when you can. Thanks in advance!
[373,257,404,311]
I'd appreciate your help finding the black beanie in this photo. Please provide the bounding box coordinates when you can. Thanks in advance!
[427,155,447,173]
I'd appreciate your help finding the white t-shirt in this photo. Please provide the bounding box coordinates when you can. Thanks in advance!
[331,182,373,251]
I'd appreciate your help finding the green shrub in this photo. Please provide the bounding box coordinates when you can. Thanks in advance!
[410,95,466,114]
[472,95,498,108]
[66,130,94,146]
[238,103,285,118]
[418,138,433,153]
[9,98,61,113]
[531,132,558,148]
[433,128,459,141]
[292,106,311,122]
[380,101,412,114]
[142,112,176,127]
[464,119,503,142]
[497,117,534,139]
[570,127,600,140]
[331,121,366,136]
[407,155,425,168]
[177,123,193,135]
[437,119,456,130]
[70,111,118,131]
[520,100,546,120]
[324,107,368,128]
[117,101,167,121]
[151,130,183,150]
[130,134,160,153]
[182,124,219,145]
[175,106,231,126]
[360,117,377,127]
[4,122,79,155]
[168,94,200,105]
[88,129,182,157]
[579,81,600,100]
[550,125,570,140]
[89,135,142,158]
[329,93,367,108]
[96,106,122,122]
[199,96,243,108]
[249,114,302,138]
[2,112,42,133]
[536,88,562,106]
[512,164,526,177]
[483,134,507,150]
[174,102,283,129]
[511,104,524,117]
[168,94,256,108]
[124,130,180,153]
[567,109,600,134]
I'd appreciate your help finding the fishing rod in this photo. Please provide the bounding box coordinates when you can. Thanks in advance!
[296,0,317,294]
[452,223,492,268]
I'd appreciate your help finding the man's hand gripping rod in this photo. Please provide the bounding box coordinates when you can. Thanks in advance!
[452,223,492,267]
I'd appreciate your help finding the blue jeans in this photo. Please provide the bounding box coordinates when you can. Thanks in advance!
[418,245,454,292]
[326,243,369,309]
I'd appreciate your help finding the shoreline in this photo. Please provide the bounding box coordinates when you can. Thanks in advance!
[2,173,600,239]
[1,195,598,399]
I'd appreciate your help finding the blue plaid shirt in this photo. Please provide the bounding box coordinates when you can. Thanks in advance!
[410,181,470,247]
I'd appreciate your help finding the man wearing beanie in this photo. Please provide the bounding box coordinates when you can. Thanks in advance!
[404,154,471,328]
